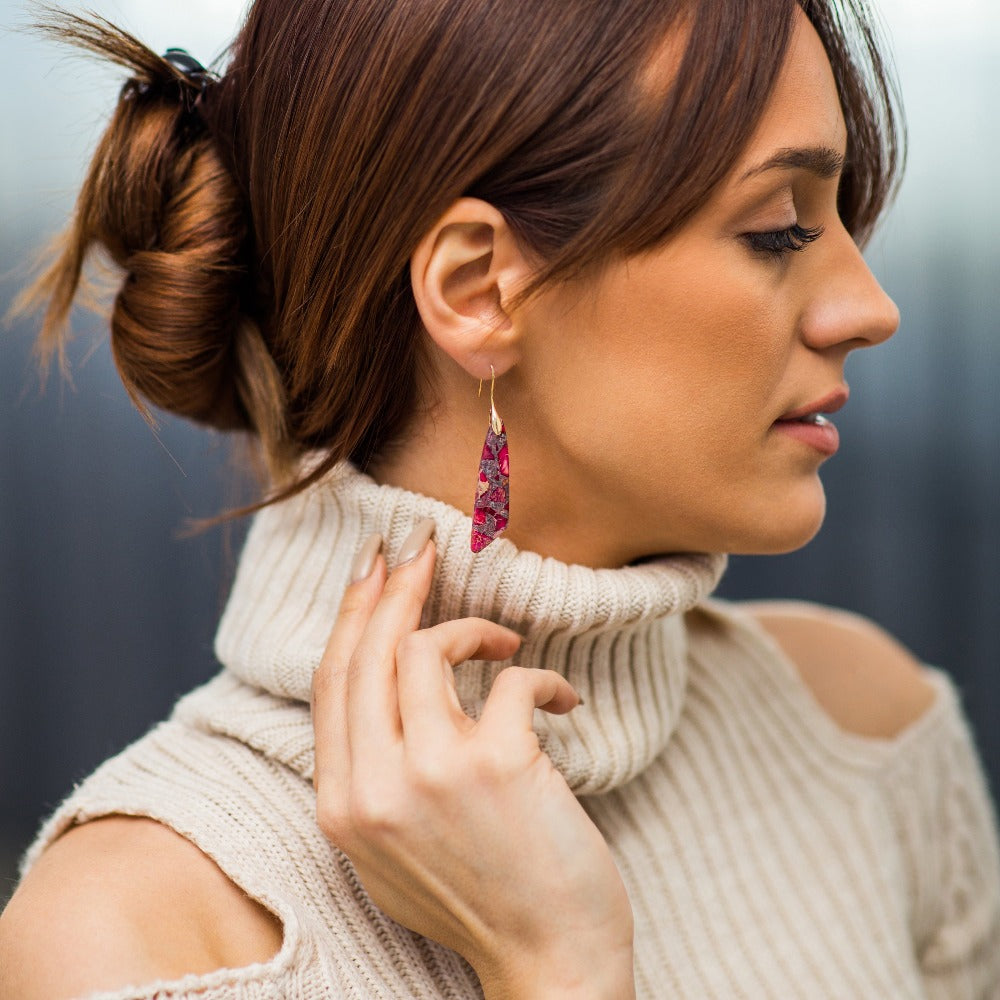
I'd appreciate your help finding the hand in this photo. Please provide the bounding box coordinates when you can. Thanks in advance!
[311,521,636,1000]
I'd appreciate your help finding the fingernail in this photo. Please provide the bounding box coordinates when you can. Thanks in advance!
[396,517,437,567]
[350,532,384,583]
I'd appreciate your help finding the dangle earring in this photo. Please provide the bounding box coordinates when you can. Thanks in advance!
[470,365,509,553]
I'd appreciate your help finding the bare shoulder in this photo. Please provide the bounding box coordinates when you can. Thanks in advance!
[740,599,938,740]
[0,815,283,1000]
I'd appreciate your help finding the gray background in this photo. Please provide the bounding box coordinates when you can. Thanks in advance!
[2,0,998,908]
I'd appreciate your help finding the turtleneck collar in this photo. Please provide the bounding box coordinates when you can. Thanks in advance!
[207,461,727,794]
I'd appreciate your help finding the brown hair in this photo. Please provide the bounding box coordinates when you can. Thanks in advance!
[16,0,903,513]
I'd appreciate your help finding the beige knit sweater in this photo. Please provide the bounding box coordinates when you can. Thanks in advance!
[20,461,1000,999]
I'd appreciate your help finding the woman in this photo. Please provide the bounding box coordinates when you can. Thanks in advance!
[2,0,999,997]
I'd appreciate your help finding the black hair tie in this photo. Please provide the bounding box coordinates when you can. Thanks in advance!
[163,47,210,110]
[121,46,212,111]
[163,47,208,82]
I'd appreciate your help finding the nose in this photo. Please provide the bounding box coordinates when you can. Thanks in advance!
[799,229,900,352]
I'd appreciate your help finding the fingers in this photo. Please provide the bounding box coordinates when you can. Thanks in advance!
[312,535,389,790]
[313,515,582,805]
[477,667,582,741]
[396,618,522,746]
[346,519,438,749]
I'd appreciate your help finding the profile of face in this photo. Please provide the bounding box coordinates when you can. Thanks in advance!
[401,7,901,568]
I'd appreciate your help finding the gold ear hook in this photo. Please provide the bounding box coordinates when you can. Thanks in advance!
[477,366,503,435]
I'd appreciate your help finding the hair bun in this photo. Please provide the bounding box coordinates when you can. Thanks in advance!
[21,12,259,435]
[105,106,250,431]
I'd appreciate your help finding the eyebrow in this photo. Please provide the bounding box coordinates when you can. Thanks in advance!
[740,146,846,182]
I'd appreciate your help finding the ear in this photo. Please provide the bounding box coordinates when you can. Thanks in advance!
[410,197,533,380]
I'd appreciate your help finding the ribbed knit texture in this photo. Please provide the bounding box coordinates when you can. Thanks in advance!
[20,461,1000,999]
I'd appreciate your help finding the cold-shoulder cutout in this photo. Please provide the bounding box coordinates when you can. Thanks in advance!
[0,814,284,1000]
[741,599,939,741]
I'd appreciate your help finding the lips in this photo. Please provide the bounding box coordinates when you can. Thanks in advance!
[775,386,849,423]
[771,385,847,458]
[772,417,840,456]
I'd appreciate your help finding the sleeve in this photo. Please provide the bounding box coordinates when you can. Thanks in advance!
[882,668,1000,1000]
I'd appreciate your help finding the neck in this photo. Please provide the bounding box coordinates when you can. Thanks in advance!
[213,459,728,793]
[366,398,660,569]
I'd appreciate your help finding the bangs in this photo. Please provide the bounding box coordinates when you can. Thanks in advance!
[509,0,903,306]
[612,0,796,255]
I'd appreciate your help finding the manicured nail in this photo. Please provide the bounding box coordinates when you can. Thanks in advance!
[396,518,437,567]
[350,532,384,583]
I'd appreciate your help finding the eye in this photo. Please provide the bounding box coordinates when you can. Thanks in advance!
[743,223,825,257]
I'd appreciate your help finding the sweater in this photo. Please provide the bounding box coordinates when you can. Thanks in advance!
[19,460,1000,999]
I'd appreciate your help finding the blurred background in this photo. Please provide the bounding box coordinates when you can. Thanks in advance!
[1,0,998,907]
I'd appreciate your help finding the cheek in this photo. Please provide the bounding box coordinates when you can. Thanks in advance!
[588,255,790,446]
[530,308,742,516]
[518,253,827,553]
[522,244,800,516]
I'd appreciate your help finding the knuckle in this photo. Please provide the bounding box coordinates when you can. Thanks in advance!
[311,662,348,709]
[465,616,494,636]
[395,630,429,662]
[315,795,352,845]
[471,618,507,651]
[493,664,529,693]
[344,649,368,685]
[348,786,399,835]
[311,665,334,702]
[409,747,453,793]
[472,741,512,783]
[381,574,424,613]
[336,586,372,621]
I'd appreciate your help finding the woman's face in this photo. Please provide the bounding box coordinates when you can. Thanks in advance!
[510,8,900,564]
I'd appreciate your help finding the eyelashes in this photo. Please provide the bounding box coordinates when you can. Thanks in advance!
[744,223,825,257]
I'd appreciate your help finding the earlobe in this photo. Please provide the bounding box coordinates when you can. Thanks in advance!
[410,197,528,380]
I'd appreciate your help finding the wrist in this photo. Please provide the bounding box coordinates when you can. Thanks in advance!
[477,938,636,1000]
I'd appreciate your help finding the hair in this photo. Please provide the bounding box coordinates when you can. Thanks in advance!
[15,0,903,516]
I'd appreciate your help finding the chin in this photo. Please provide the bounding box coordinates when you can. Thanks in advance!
[724,480,828,555]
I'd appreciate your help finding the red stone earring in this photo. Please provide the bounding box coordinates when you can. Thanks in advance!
[471,365,509,553]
